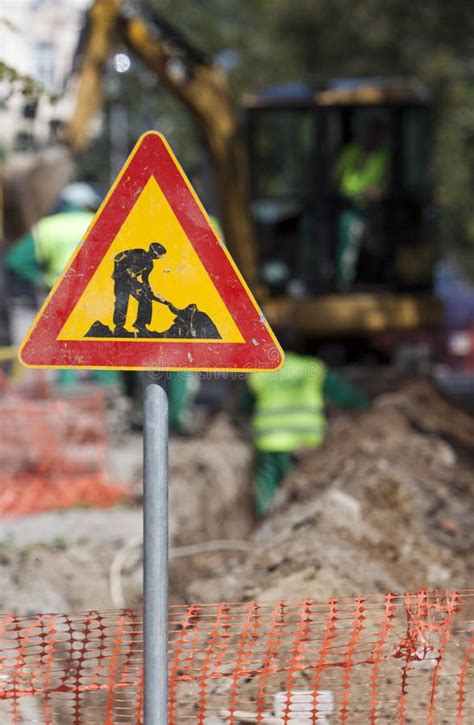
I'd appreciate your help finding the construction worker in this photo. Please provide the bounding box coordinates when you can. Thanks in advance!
[112,242,170,336]
[247,349,368,516]
[6,182,100,291]
[334,118,389,286]
[7,182,118,386]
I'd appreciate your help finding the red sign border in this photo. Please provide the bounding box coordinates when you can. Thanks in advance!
[19,132,283,372]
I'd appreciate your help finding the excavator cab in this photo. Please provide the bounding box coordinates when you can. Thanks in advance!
[245,79,434,298]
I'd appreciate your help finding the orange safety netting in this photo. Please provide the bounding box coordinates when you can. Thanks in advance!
[0,589,472,723]
[0,393,124,517]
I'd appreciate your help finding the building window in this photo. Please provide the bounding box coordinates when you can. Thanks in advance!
[34,41,55,89]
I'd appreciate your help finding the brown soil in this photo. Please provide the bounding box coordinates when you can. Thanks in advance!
[187,381,474,603]
[0,413,253,613]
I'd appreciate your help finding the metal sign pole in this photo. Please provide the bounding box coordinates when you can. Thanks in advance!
[143,374,169,724]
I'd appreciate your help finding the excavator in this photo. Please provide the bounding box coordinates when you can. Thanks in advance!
[5,0,442,363]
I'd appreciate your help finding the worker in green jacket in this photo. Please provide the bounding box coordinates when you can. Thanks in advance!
[247,351,367,516]
[334,118,389,286]
[6,183,118,387]
[6,183,100,290]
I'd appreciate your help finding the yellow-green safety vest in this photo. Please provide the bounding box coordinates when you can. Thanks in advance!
[248,353,326,452]
[337,144,389,201]
[33,210,94,288]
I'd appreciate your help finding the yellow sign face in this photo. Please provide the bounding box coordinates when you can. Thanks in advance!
[58,177,244,343]
[18,132,283,371]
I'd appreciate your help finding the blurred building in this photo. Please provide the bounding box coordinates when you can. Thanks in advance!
[0,0,90,152]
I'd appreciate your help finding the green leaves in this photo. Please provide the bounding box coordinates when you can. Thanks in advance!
[0,60,57,104]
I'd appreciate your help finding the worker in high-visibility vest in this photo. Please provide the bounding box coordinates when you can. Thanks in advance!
[6,183,118,387]
[334,118,389,286]
[6,183,99,290]
[247,351,367,516]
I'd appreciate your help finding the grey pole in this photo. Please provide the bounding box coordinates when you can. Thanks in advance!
[143,375,169,724]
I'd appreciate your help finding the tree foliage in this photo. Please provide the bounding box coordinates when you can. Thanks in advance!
[0,60,53,104]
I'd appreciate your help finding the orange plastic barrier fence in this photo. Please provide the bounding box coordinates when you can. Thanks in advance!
[0,589,472,723]
[0,393,124,517]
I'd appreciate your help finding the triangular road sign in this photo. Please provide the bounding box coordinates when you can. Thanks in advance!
[19,132,283,372]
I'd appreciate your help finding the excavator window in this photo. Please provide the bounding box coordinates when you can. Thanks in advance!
[250,109,315,200]
[401,109,430,199]
[248,109,316,293]
[247,98,432,295]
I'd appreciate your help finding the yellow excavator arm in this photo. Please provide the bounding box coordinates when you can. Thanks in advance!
[64,0,120,152]
[64,0,257,284]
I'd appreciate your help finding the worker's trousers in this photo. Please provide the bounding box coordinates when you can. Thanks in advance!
[254,451,294,517]
[168,372,200,433]
[113,280,152,329]
[336,209,364,285]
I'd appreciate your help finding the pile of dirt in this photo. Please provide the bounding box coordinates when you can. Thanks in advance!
[187,381,474,603]
[168,414,253,544]
[167,414,254,602]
